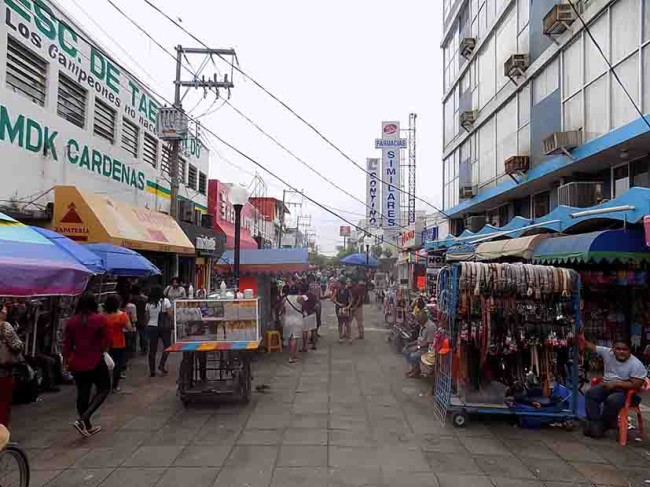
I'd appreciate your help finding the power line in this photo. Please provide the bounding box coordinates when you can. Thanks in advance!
[59,2,397,249]
[224,100,411,231]
[106,0,404,230]
[567,0,650,131]
[140,0,450,219]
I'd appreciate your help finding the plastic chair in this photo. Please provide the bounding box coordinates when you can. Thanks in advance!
[590,377,649,446]
[265,331,282,353]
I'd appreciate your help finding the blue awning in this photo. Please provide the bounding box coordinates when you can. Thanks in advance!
[426,187,650,250]
[532,229,650,264]
[31,227,105,274]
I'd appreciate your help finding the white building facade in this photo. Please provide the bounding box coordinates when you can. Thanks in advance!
[0,0,209,217]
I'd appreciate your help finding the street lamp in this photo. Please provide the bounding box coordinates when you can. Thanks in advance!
[229,184,249,290]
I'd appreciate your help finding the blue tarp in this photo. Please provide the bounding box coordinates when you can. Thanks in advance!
[340,253,379,268]
[85,243,161,277]
[219,248,309,266]
[532,229,650,264]
[30,227,105,274]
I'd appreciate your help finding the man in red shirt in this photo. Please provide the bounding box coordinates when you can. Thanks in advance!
[64,292,111,438]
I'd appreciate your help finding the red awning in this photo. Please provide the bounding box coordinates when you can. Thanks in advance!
[217,222,258,250]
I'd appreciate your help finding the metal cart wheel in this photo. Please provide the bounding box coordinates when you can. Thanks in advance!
[452,411,469,428]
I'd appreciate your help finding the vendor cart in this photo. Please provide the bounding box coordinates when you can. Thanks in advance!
[434,263,581,429]
[166,298,261,405]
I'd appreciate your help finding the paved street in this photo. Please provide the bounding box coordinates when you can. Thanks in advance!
[10,302,650,487]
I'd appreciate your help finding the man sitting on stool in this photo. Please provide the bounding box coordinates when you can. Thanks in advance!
[581,336,647,438]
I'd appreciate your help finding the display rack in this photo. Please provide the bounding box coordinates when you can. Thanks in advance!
[434,263,581,428]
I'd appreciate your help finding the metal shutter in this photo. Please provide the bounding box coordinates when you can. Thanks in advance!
[93,99,116,143]
[143,133,158,167]
[188,164,198,189]
[121,118,139,158]
[6,36,47,106]
[57,73,87,128]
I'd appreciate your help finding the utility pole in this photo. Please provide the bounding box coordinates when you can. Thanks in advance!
[277,189,302,248]
[169,45,236,219]
[407,113,417,225]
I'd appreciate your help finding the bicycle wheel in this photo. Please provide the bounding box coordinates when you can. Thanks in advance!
[0,443,30,487]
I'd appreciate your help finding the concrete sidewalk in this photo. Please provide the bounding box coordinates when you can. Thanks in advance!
[9,301,650,487]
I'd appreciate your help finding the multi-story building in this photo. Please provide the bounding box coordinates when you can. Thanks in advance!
[208,180,260,251]
[441,0,650,234]
[0,0,222,284]
[249,197,290,248]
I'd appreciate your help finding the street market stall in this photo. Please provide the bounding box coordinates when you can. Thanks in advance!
[166,296,261,404]
[434,262,581,429]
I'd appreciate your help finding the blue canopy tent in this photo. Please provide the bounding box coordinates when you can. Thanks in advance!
[30,227,105,274]
[532,229,650,264]
[340,253,379,268]
[85,243,161,277]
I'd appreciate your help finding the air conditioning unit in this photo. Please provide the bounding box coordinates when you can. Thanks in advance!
[557,181,604,207]
[465,215,486,233]
[460,37,477,59]
[460,110,477,132]
[543,4,577,36]
[178,200,195,223]
[504,155,530,175]
[504,54,529,79]
[543,130,582,156]
[459,186,476,199]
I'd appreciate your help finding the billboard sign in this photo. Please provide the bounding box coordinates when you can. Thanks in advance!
[380,121,402,229]
[366,158,380,227]
[339,226,351,237]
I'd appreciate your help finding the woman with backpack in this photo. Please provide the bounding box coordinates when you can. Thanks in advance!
[145,286,173,377]
[63,292,111,438]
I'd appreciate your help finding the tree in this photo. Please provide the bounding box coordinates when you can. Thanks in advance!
[382,247,393,258]
[309,253,332,267]
[336,245,356,260]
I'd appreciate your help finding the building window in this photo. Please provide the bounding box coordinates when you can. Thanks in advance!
[121,118,139,158]
[143,133,158,167]
[533,58,559,104]
[161,144,171,175]
[57,73,87,128]
[93,99,116,143]
[6,36,47,106]
[177,156,186,184]
[198,172,207,195]
[188,164,198,189]
[532,191,550,218]
[632,157,650,187]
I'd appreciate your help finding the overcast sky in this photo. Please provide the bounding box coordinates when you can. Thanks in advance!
[57,0,443,253]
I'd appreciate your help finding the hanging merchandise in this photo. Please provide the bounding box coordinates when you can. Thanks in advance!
[434,263,581,429]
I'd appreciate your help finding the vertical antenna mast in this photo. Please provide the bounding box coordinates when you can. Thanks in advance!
[407,113,417,225]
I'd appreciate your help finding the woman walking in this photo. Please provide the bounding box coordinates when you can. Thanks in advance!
[333,279,353,343]
[104,295,132,392]
[146,286,173,377]
[63,292,111,438]
[0,303,24,426]
[284,294,304,364]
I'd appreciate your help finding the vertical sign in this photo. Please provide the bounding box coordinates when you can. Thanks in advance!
[366,158,380,227]
[379,121,403,229]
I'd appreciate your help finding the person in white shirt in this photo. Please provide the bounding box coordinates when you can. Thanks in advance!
[164,277,187,302]
[146,286,173,377]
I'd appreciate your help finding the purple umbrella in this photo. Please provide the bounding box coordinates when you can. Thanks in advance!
[0,213,92,297]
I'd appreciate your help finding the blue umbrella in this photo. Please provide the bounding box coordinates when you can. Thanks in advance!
[85,243,161,277]
[340,253,379,268]
[30,227,105,274]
